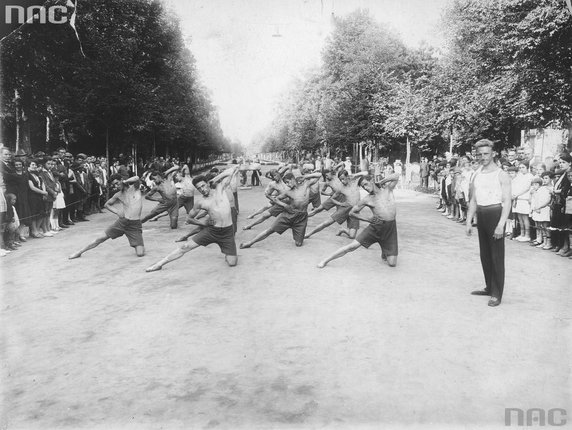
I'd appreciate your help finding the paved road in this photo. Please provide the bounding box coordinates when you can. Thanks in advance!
[1,170,570,430]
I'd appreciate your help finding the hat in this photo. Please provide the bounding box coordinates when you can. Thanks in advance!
[65,152,73,157]
[77,153,87,159]
[14,148,28,157]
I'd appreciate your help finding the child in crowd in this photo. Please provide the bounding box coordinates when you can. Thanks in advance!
[3,193,20,251]
[530,176,552,248]
[506,166,518,238]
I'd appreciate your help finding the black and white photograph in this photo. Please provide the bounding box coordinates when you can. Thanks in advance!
[0,0,571,429]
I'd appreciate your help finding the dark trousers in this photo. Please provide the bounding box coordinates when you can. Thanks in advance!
[477,204,505,300]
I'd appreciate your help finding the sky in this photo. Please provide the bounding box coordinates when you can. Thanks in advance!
[164,0,451,149]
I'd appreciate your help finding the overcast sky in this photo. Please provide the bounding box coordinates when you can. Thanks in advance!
[164,0,451,149]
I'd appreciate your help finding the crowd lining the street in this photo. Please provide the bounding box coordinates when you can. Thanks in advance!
[1,144,571,261]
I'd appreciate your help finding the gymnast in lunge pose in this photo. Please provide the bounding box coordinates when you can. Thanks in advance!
[145,165,240,272]
[239,171,322,248]
[242,168,290,230]
[174,166,240,242]
[304,169,367,240]
[246,165,292,221]
[69,175,144,259]
[307,165,345,218]
[317,173,400,268]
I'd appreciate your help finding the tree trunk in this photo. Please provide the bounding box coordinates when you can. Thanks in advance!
[105,127,110,200]
[449,125,454,155]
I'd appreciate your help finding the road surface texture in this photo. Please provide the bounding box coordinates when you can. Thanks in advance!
[1,168,570,430]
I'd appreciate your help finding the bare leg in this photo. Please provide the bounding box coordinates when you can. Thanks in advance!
[146,240,201,272]
[135,245,145,257]
[385,255,397,267]
[175,226,203,242]
[305,219,335,239]
[243,212,271,230]
[225,255,238,266]
[317,241,362,268]
[69,235,109,259]
[308,206,324,217]
[247,204,270,219]
[149,212,168,222]
[240,228,274,248]
[336,227,357,239]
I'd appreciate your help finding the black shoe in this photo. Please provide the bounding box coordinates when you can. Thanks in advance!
[59,223,69,229]
[76,218,89,222]
[471,289,491,296]
[488,297,501,307]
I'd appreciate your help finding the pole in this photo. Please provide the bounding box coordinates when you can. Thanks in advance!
[105,126,110,200]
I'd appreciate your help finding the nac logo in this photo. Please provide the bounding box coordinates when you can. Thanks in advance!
[4,4,70,25]
[505,408,567,427]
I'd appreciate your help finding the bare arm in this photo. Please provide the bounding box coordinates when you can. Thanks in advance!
[494,171,512,239]
[104,192,122,215]
[349,199,374,223]
[211,165,239,190]
[329,191,349,207]
[185,204,211,227]
[164,165,179,177]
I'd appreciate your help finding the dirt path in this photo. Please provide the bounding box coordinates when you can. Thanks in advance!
[1,169,570,430]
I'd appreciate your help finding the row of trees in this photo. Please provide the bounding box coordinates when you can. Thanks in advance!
[0,0,232,161]
[258,0,572,162]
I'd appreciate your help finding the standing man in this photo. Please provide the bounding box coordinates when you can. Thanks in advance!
[420,157,429,188]
[240,171,321,249]
[466,139,512,307]
[68,175,145,259]
[145,165,239,272]
[316,173,400,269]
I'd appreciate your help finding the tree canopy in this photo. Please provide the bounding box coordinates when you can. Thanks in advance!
[0,0,230,160]
[260,2,572,159]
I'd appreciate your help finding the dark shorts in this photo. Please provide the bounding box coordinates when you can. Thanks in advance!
[271,211,308,243]
[331,206,359,229]
[309,191,321,209]
[178,195,194,213]
[268,204,284,217]
[105,218,144,247]
[192,225,237,256]
[356,219,398,256]
[322,198,336,211]
[149,198,179,221]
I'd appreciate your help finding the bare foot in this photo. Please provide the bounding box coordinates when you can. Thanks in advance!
[239,242,251,249]
[68,252,81,259]
[317,261,327,268]
[242,226,252,230]
[304,234,311,239]
[175,237,188,242]
[145,264,163,272]
[149,218,158,222]
[246,214,255,220]
[336,230,344,236]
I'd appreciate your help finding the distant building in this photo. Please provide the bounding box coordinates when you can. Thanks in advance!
[520,127,570,160]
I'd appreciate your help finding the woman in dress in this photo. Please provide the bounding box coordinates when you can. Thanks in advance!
[27,160,49,238]
[4,159,31,240]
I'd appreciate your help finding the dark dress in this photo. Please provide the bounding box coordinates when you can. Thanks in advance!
[28,173,46,218]
[5,171,31,226]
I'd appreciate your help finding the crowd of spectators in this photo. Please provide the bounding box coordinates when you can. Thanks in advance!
[0,146,220,257]
[432,147,572,260]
